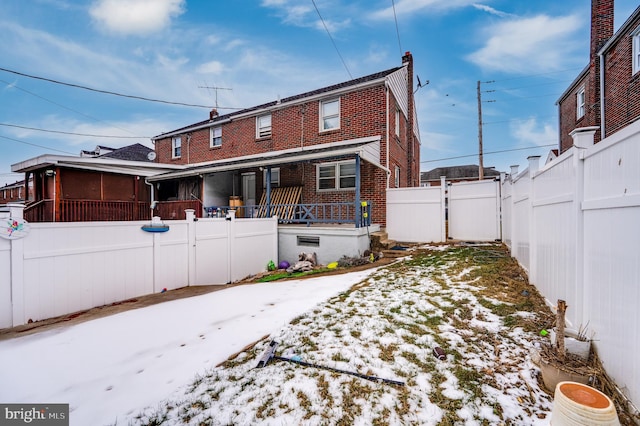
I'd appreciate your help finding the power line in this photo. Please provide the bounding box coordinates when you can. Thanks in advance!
[0,66,231,109]
[0,77,145,138]
[391,0,402,57]
[311,0,352,79]
[422,144,557,163]
[0,134,76,155]
[0,123,149,139]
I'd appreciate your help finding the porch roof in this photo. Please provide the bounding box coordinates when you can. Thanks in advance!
[11,154,183,177]
[147,136,385,182]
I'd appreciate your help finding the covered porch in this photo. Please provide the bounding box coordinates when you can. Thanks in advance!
[149,137,387,228]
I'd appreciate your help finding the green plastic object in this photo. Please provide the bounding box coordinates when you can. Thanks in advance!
[267,260,276,271]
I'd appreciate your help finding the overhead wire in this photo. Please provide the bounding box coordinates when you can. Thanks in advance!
[0,134,76,155]
[0,123,149,139]
[391,0,403,57]
[0,77,146,138]
[0,67,222,109]
[311,0,352,79]
[421,144,557,163]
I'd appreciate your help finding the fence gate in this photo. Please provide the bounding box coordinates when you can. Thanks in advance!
[448,179,501,241]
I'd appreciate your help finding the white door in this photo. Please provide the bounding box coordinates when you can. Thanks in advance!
[242,173,256,216]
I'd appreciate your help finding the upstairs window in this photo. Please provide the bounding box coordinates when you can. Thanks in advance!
[395,108,400,137]
[172,136,182,158]
[257,114,272,138]
[317,161,355,191]
[633,27,640,75]
[210,127,222,148]
[577,86,585,119]
[262,167,280,188]
[320,98,340,131]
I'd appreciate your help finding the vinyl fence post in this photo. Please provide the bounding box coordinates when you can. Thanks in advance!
[527,156,540,286]
[185,209,196,286]
[569,126,597,327]
[8,203,26,326]
[440,176,446,242]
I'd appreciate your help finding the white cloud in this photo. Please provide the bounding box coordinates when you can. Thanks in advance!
[196,61,224,75]
[511,117,557,147]
[260,0,350,33]
[89,0,186,36]
[369,0,479,20]
[472,3,513,18]
[466,14,582,74]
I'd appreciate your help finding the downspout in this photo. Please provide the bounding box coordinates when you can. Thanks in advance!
[145,178,155,217]
[385,82,391,188]
[599,51,606,139]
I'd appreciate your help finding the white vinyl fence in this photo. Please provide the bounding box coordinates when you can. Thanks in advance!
[386,178,446,243]
[0,208,277,329]
[503,123,640,416]
[386,177,501,243]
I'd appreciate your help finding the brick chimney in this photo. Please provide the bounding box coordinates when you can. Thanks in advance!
[209,108,219,120]
[402,51,418,186]
[588,0,614,142]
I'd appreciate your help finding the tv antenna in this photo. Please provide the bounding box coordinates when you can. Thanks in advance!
[198,85,232,109]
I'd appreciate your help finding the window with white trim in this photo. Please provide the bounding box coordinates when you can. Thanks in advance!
[317,161,356,191]
[172,136,182,158]
[633,26,640,75]
[395,166,400,188]
[210,127,222,147]
[577,86,585,119]
[395,108,400,137]
[262,167,280,188]
[257,114,272,138]
[320,98,340,131]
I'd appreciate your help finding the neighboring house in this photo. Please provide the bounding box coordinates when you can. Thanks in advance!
[149,52,421,227]
[420,165,501,187]
[0,178,33,205]
[557,0,640,152]
[11,144,183,222]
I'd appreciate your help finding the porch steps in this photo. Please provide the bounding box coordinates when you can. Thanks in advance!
[370,230,414,258]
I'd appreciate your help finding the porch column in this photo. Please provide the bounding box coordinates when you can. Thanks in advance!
[266,167,272,217]
[355,154,361,228]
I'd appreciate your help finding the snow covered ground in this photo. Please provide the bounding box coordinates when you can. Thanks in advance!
[0,245,557,425]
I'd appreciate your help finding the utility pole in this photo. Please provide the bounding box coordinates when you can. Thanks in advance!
[477,81,484,180]
[477,80,495,180]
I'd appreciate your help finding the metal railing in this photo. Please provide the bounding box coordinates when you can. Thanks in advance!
[205,201,372,227]
[24,199,151,222]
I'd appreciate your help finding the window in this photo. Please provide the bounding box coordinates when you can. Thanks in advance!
[317,161,356,191]
[172,136,181,158]
[577,86,585,119]
[262,167,280,188]
[257,114,272,138]
[320,98,340,131]
[395,166,400,188]
[210,127,222,147]
[395,108,400,137]
[633,27,640,75]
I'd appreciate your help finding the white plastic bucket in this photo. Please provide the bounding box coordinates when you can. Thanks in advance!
[551,381,620,425]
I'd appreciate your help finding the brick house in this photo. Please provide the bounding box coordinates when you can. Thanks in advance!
[420,165,501,187]
[557,0,640,152]
[0,179,33,205]
[149,52,420,228]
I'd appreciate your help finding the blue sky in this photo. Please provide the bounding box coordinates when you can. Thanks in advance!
[1,0,638,187]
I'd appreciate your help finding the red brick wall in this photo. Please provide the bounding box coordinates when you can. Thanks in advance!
[558,73,589,153]
[603,13,640,136]
[155,86,389,164]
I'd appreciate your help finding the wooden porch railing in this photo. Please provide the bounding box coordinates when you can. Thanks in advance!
[154,200,203,220]
[24,199,151,222]
[240,201,372,227]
